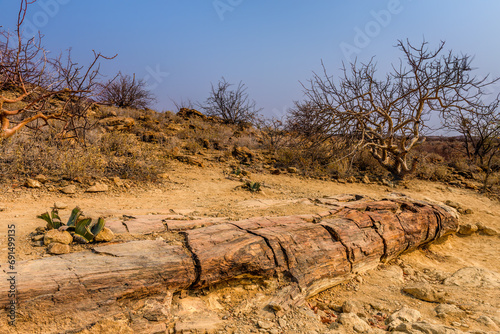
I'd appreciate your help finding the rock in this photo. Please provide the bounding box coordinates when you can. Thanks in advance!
[387,307,422,325]
[278,318,287,328]
[403,283,446,303]
[112,177,124,187]
[347,176,357,183]
[34,174,49,183]
[287,167,298,174]
[445,200,462,210]
[362,175,371,184]
[176,108,206,120]
[342,300,361,314]
[86,183,108,193]
[477,223,499,236]
[257,320,274,329]
[60,184,77,194]
[477,316,499,329]
[80,319,134,334]
[25,178,42,188]
[458,223,478,235]
[434,304,465,318]
[94,227,114,242]
[444,267,500,288]
[53,202,68,209]
[32,234,44,242]
[232,146,255,162]
[410,321,461,334]
[47,243,70,255]
[339,313,371,333]
[157,173,170,180]
[98,116,135,131]
[174,318,223,334]
[44,230,73,245]
[141,299,170,321]
[175,155,204,167]
[270,168,281,175]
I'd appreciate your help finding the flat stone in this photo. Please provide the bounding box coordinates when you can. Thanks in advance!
[53,202,68,209]
[34,174,49,183]
[86,183,108,193]
[123,217,167,234]
[174,318,223,334]
[403,283,446,303]
[165,219,225,231]
[60,184,77,194]
[444,267,500,288]
[477,223,499,236]
[105,219,129,234]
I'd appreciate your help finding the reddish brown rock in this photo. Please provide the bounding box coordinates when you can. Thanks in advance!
[183,223,277,288]
[321,218,385,273]
[232,219,350,296]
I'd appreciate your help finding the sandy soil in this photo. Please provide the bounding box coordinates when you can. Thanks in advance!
[0,161,499,333]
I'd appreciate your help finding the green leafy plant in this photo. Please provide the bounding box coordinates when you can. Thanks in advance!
[243,181,261,192]
[37,206,106,243]
[37,210,63,229]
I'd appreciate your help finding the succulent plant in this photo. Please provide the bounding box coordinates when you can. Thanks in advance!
[37,209,63,229]
[37,206,106,243]
[244,181,261,193]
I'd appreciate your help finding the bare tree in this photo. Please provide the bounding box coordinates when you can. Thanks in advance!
[300,39,498,179]
[257,116,288,151]
[199,77,261,125]
[99,73,156,109]
[444,98,500,190]
[0,0,114,141]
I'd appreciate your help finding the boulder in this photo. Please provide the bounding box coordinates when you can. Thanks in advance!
[47,243,70,255]
[44,230,73,245]
[25,178,42,188]
[387,307,422,328]
[458,223,478,235]
[60,184,77,194]
[338,313,371,333]
[94,227,114,242]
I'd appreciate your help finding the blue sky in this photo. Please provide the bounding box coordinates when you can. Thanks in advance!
[1,0,500,118]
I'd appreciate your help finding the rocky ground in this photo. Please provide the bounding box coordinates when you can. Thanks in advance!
[0,162,499,333]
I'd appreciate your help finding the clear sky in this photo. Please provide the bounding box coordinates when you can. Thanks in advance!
[1,0,500,118]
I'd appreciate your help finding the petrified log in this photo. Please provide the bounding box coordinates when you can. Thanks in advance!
[0,197,458,319]
[0,241,196,310]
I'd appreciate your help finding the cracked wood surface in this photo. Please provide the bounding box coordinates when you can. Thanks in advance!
[0,197,458,313]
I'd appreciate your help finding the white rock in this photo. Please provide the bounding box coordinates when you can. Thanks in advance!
[444,267,500,288]
[339,313,371,333]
